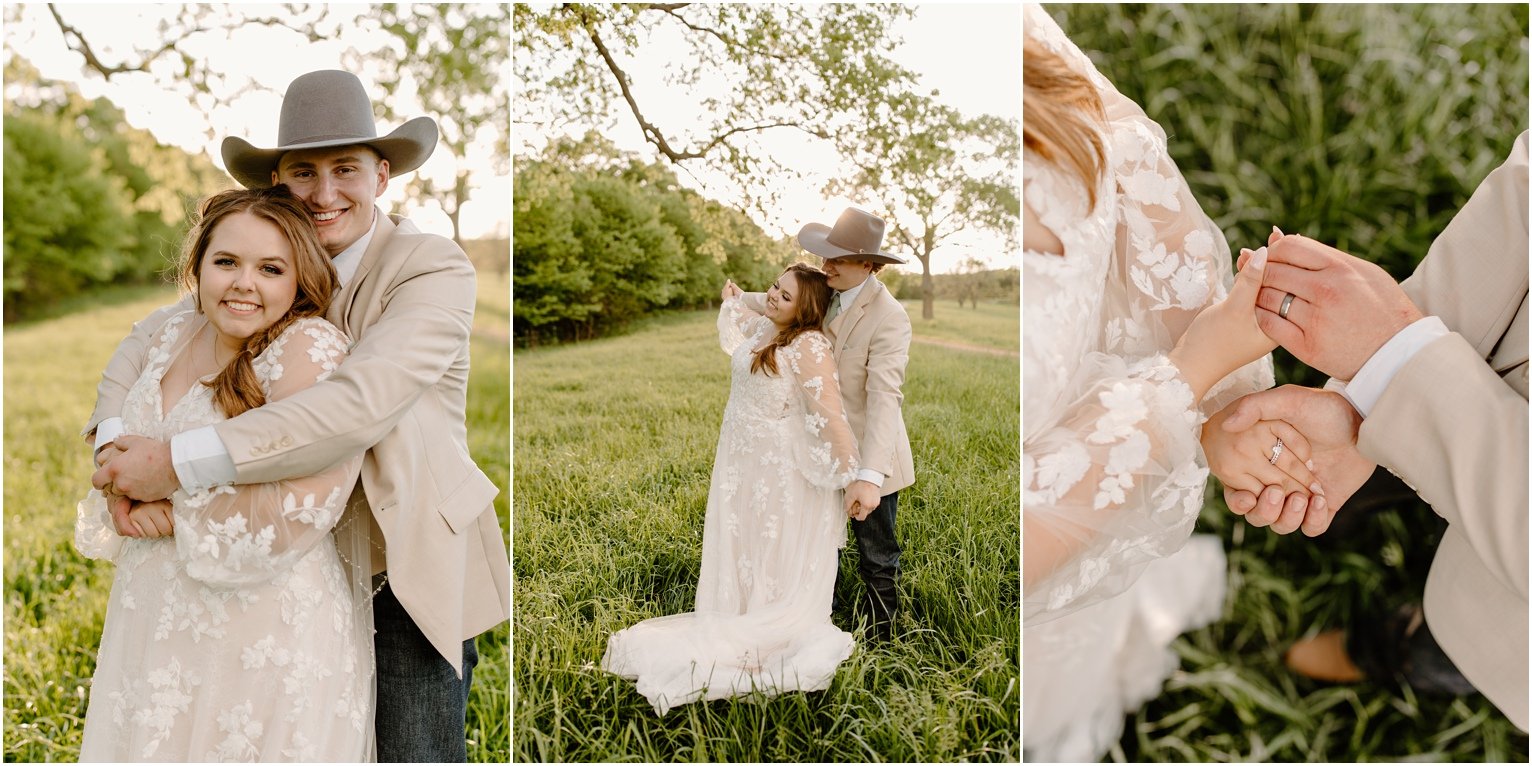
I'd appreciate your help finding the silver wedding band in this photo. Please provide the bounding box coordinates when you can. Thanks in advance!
[1269,438,1284,465]
[1279,292,1296,320]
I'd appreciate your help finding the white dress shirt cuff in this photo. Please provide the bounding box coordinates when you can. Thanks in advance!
[1343,316,1450,418]
[855,468,886,488]
[171,426,238,492]
[93,417,125,454]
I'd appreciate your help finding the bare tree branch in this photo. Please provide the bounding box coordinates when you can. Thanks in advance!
[48,4,180,80]
[579,6,820,163]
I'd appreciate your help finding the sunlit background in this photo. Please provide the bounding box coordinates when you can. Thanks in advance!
[5,3,509,241]
[514,2,1020,273]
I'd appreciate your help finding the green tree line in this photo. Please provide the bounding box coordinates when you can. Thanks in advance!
[3,57,228,323]
[513,135,795,344]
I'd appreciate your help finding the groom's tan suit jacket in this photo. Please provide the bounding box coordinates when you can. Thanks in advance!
[1358,131,1528,729]
[86,214,510,672]
[746,276,915,494]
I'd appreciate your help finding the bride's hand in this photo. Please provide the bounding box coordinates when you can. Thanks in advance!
[1169,245,1276,401]
[720,279,742,301]
[1202,403,1324,534]
[126,499,175,539]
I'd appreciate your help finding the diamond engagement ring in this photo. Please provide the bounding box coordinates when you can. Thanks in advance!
[1279,292,1296,320]
[1269,438,1285,465]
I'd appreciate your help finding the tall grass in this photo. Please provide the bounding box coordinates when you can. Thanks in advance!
[513,305,1020,761]
[1039,4,1530,761]
[3,279,511,762]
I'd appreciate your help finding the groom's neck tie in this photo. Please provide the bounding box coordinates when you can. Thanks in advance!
[826,292,843,324]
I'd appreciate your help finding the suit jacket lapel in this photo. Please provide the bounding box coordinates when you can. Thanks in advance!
[832,277,881,358]
[330,214,399,335]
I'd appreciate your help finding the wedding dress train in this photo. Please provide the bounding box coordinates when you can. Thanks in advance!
[603,296,861,715]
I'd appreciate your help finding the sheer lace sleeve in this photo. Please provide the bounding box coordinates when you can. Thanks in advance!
[719,295,768,356]
[75,491,124,561]
[783,330,860,490]
[171,318,362,588]
[1024,3,1273,623]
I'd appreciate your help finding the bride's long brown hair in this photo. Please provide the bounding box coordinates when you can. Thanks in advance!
[1024,35,1108,210]
[179,185,338,417]
[751,263,834,377]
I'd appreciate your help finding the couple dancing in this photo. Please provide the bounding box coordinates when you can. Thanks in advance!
[1023,4,1527,761]
[602,208,915,714]
[75,70,509,761]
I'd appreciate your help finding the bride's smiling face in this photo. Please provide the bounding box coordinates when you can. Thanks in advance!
[197,212,299,352]
[763,271,802,327]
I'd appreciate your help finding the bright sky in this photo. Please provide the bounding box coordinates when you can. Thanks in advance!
[3,4,509,241]
[516,3,1021,274]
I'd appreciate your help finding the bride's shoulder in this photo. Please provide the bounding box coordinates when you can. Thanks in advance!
[787,329,834,360]
[257,317,350,374]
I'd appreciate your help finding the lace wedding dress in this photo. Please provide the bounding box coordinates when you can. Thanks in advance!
[602,296,861,715]
[1023,4,1273,761]
[75,310,376,762]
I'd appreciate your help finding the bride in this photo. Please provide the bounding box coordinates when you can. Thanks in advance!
[1022,4,1323,760]
[603,263,860,715]
[75,186,374,761]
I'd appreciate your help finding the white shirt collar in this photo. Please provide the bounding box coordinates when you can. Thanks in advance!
[836,274,873,308]
[330,210,379,289]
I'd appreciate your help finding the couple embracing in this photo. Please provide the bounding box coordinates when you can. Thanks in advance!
[602,207,916,714]
[1023,4,1525,761]
[77,70,508,761]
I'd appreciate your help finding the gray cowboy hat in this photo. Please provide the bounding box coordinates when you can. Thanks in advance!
[221,70,438,189]
[796,207,908,265]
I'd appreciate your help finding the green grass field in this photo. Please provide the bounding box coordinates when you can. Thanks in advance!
[513,303,1020,761]
[902,299,1020,354]
[2,275,510,762]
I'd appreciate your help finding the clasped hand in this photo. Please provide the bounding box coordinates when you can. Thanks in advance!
[1205,228,1419,535]
[92,435,178,539]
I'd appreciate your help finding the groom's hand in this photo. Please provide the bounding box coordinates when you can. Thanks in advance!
[845,481,880,521]
[1220,385,1375,536]
[1201,403,1324,534]
[1253,234,1422,381]
[92,434,179,502]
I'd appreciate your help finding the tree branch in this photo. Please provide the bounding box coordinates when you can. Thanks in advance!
[49,4,179,80]
[579,6,820,163]
[650,5,793,62]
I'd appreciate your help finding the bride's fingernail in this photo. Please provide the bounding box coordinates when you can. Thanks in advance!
[1306,459,1315,470]
[1250,247,1268,269]
[1273,225,1285,237]
[1309,481,1325,496]
[1312,495,1327,514]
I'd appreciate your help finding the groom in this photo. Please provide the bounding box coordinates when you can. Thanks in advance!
[744,207,915,638]
[1206,132,1528,729]
[86,70,510,761]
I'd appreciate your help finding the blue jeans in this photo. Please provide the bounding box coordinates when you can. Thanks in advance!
[374,580,478,762]
[844,491,901,634]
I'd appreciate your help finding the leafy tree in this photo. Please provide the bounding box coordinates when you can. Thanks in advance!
[3,108,134,321]
[364,3,509,247]
[830,95,1019,320]
[514,135,792,343]
[514,3,917,213]
[28,4,506,230]
[3,56,228,320]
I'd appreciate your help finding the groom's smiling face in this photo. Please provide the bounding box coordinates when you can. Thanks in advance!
[274,146,390,257]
